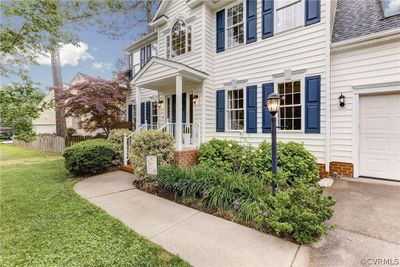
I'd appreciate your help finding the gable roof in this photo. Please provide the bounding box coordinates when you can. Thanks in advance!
[132,56,208,84]
[332,0,400,42]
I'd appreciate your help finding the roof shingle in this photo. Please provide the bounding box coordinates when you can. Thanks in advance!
[332,0,400,42]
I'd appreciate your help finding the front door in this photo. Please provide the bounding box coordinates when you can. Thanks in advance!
[167,93,188,123]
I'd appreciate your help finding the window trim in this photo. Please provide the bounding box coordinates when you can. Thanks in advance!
[274,0,304,34]
[224,0,246,50]
[167,19,193,59]
[274,77,305,133]
[225,87,246,132]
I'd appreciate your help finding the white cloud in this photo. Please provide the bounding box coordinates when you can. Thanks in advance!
[35,42,94,67]
[92,62,113,72]
[385,0,400,16]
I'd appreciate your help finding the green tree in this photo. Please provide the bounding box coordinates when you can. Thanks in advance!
[0,79,49,141]
[0,0,148,139]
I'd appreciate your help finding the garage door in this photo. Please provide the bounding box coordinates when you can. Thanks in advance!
[359,93,400,181]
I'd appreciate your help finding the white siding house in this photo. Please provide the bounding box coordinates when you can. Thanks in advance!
[33,73,103,136]
[124,0,400,180]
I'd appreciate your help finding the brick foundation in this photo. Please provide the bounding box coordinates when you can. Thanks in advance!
[174,149,198,169]
[329,161,354,177]
[317,164,329,178]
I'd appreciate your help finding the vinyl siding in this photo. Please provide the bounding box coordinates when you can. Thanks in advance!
[129,0,330,163]
[331,39,400,163]
[205,0,329,163]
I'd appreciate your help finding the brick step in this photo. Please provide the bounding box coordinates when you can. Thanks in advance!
[119,164,133,173]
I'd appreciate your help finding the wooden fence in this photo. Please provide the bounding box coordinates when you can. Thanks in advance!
[14,134,103,153]
[14,134,65,153]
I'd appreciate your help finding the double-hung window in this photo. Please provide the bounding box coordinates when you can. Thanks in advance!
[226,3,244,48]
[166,19,192,59]
[278,81,301,130]
[227,89,244,131]
[276,0,303,33]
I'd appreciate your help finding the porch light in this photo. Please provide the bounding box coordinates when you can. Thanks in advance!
[193,94,199,105]
[338,93,346,107]
[266,92,280,116]
[158,100,164,108]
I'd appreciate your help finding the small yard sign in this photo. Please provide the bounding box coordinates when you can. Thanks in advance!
[146,156,158,175]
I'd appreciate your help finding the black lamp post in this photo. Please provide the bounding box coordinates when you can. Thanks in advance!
[266,92,281,196]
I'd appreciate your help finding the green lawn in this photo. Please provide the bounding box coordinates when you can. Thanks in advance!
[0,144,188,267]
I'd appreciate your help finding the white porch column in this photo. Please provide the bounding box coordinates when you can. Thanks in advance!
[135,86,141,127]
[176,75,183,151]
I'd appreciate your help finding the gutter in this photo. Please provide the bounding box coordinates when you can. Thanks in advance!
[123,31,158,53]
[331,28,400,52]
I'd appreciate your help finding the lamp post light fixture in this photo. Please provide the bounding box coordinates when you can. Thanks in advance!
[266,92,281,196]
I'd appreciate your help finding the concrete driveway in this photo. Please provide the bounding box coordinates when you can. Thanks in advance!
[311,178,400,267]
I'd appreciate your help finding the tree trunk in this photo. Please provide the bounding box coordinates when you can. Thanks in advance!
[51,48,67,138]
[146,1,153,33]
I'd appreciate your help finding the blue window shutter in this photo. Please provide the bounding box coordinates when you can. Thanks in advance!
[262,83,274,133]
[305,75,321,133]
[246,0,257,44]
[172,95,176,123]
[216,90,225,132]
[246,85,257,133]
[146,101,151,124]
[262,0,274,39]
[140,103,145,124]
[305,0,320,26]
[216,9,225,53]
[182,93,187,123]
[128,104,133,122]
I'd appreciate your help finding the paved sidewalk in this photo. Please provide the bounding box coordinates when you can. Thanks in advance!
[75,171,309,267]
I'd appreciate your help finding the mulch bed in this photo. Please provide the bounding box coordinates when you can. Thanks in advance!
[132,179,293,242]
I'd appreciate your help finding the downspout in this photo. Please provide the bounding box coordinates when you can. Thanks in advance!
[201,3,207,143]
[325,0,332,175]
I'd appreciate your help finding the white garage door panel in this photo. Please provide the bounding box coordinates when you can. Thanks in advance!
[359,93,400,181]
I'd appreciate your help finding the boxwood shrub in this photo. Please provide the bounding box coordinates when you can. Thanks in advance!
[129,131,175,177]
[63,139,118,175]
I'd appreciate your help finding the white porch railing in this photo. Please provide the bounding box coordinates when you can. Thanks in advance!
[123,123,147,165]
[159,120,201,149]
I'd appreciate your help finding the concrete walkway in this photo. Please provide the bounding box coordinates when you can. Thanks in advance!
[75,171,309,267]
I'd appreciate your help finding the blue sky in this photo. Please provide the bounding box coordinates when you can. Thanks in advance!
[2,4,150,92]
[27,24,146,91]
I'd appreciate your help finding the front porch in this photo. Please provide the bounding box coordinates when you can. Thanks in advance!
[123,57,208,166]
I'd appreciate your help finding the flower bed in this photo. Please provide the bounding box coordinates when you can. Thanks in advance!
[134,140,335,244]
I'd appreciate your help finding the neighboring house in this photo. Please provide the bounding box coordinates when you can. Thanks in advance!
[33,73,102,136]
[124,0,400,181]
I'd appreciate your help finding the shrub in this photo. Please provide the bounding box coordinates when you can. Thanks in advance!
[129,131,174,177]
[264,184,336,244]
[198,139,242,172]
[199,139,319,185]
[156,164,335,244]
[108,129,132,164]
[63,139,118,175]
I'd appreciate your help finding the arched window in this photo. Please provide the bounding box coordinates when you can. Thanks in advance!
[170,19,191,58]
